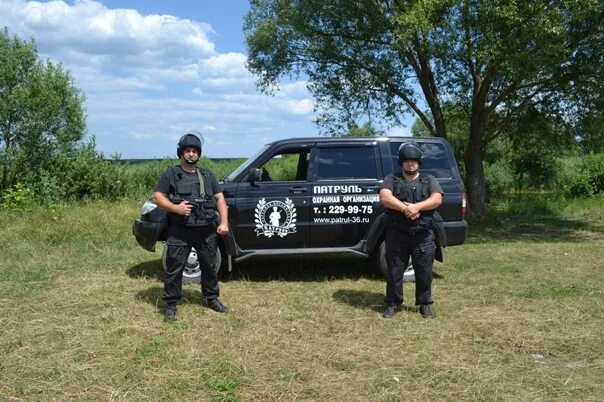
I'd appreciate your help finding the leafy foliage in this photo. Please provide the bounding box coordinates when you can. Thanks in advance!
[560,153,604,197]
[483,159,514,198]
[0,182,34,210]
[260,154,300,181]
[345,121,384,137]
[244,0,604,216]
[576,109,604,153]
[0,28,86,193]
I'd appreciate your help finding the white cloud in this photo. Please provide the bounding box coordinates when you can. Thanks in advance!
[1,0,215,67]
[280,81,310,97]
[0,0,320,158]
[386,126,412,137]
[199,52,248,77]
[280,99,315,115]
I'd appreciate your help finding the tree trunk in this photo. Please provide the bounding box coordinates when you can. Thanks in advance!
[464,110,487,217]
[432,106,447,139]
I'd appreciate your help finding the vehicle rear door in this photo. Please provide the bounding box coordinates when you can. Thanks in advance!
[309,142,382,247]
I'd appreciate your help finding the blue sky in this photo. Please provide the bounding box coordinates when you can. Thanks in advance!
[1,0,411,158]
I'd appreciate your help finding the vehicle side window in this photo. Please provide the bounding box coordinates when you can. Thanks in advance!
[317,147,378,180]
[258,149,309,182]
[390,142,452,178]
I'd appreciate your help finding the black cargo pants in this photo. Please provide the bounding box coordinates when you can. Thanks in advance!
[384,226,435,307]
[162,224,219,306]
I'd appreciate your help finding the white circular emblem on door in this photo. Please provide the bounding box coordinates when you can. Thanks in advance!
[254,197,297,238]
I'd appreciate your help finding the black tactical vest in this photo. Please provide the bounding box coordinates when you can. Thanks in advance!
[389,173,436,231]
[169,166,218,226]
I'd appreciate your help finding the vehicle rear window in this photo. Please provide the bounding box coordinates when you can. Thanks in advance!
[389,142,452,178]
[317,146,378,180]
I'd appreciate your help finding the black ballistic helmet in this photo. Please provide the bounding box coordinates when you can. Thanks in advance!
[176,131,203,158]
[398,142,423,165]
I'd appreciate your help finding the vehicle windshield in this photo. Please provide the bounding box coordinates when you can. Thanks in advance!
[224,144,270,182]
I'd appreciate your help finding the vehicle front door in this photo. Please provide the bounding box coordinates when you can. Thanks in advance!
[233,146,312,250]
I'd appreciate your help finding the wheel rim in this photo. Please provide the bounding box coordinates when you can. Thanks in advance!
[183,248,201,278]
[162,245,220,279]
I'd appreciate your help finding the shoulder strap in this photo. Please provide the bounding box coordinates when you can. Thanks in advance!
[392,173,404,195]
[196,169,206,196]
[169,166,179,197]
[418,173,431,199]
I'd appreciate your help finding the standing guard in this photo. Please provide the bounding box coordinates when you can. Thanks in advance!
[153,131,230,321]
[379,142,443,319]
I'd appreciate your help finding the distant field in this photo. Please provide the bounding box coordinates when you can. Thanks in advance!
[0,197,602,401]
[108,158,244,164]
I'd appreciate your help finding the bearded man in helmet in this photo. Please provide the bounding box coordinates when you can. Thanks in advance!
[379,142,443,319]
[153,131,230,321]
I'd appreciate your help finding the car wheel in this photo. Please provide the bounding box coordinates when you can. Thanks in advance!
[161,245,222,284]
[376,240,415,283]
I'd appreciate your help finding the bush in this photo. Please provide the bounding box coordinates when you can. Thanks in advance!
[26,144,128,203]
[2,151,247,209]
[0,182,35,210]
[561,153,604,197]
[484,160,514,198]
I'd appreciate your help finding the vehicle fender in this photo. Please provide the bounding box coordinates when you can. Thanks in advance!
[364,212,388,255]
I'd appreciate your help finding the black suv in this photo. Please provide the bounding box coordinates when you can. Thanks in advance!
[133,136,467,282]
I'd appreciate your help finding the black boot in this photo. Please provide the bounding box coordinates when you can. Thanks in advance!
[164,305,177,322]
[382,305,399,319]
[419,304,434,319]
[207,298,229,313]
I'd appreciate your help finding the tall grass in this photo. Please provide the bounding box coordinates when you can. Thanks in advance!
[110,157,246,200]
[0,157,246,209]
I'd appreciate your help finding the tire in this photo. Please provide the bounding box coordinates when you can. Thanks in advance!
[161,245,222,284]
[375,240,415,283]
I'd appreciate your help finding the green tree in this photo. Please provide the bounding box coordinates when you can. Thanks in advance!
[0,27,86,192]
[244,0,603,216]
[506,108,574,190]
[411,103,469,171]
[575,108,604,154]
[346,121,384,137]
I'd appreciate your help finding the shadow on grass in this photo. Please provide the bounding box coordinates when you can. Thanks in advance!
[135,286,207,310]
[224,255,382,282]
[332,289,383,312]
[466,215,603,244]
[127,256,445,283]
[127,259,163,281]
[332,289,420,313]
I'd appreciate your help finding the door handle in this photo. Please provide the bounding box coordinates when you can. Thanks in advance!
[289,186,307,194]
[364,185,380,192]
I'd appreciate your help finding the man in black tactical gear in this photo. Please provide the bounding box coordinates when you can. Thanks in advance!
[153,131,230,321]
[379,142,443,319]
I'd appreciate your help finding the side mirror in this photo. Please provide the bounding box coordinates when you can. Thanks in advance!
[248,168,261,185]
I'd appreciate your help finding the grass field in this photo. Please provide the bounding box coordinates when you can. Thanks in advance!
[0,196,602,401]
